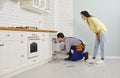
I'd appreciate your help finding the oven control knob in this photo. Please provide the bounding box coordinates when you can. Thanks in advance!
[7,34,10,37]
[21,35,24,37]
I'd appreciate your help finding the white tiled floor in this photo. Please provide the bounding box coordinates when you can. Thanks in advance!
[11,58,120,78]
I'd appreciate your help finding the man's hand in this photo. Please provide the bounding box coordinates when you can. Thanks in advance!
[54,51,62,54]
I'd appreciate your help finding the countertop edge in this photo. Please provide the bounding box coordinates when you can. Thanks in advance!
[0,27,57,33]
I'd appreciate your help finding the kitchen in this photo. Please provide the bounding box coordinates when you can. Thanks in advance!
[0,0,120,78]
[0,0,73,78]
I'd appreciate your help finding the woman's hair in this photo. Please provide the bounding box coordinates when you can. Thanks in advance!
[80,10,92,17]
[57,32,64,38]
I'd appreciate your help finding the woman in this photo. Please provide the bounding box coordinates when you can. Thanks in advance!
[80,11,107,64]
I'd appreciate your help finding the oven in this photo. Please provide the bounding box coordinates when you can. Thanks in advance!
[27,33,40,59]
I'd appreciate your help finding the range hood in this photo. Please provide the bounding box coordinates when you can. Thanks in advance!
[12,0,50,14]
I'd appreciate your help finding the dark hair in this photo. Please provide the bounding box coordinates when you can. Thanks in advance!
[57,32,64,38]
[80,10,92,17]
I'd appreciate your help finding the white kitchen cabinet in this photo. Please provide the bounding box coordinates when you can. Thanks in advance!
[47,34,53,58]
[0,40,27,75]
[38,33,52,61]
[0,44,3,76]
[0,30,55,77]
[0,31,27,40]
[0,31,27,76]
[1,41,20,68]
[40,39,51,60]
[20,0,50,14]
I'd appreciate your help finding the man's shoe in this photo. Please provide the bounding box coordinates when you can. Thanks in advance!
[83,52,88,60]
[64,56,71,61]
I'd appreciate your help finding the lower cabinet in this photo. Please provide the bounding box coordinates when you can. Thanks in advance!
[39,38,52,60]
[0,31,55,77]
[0,40,27,75]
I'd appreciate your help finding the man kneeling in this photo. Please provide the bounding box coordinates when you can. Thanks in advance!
[56,32,88,61]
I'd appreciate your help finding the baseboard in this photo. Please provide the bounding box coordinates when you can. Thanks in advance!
[89,56,120,60]
[105,56,120,59]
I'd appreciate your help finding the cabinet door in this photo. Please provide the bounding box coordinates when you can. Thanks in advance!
[39,39,48,60]
[47,38,52,58]
[16,50,27,65]
[39,38,52,61]
[0,31,27,40]
[0,43,4,75]
[0,41,21,69]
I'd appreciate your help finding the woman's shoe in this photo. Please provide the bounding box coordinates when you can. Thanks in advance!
[86,59,96,64]
[96,60,104,64]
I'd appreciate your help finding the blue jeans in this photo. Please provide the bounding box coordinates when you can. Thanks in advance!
[93,33,106,58]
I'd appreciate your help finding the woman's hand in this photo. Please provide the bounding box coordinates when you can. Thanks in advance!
[96,32,100,42]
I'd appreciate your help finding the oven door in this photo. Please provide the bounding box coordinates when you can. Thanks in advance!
[27,39,40,59]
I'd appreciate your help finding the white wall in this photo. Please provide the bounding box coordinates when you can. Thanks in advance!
[0,0,55,30]
[54,0,73,36]
[0,0,74,36]
[1,0,119,57]
[73,0,120,57]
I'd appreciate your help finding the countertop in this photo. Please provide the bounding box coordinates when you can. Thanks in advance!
[0,27,57,33]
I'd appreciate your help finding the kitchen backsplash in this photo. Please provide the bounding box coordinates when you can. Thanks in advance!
[54,0,73,36]
[0,0,73,36]
[0,0,55,30]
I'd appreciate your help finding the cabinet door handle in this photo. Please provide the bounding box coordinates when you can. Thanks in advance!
[0,44,4,47]
[21,41,23,43]
[21,55,24,57]
[42,34,45,36]
[21,35,24,37]
[42,39,45,41]
[7,34,10,37]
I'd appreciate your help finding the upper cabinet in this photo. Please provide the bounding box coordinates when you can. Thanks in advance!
[12,0,50,14]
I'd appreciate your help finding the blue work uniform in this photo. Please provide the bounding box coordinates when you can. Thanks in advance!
[64,37,85,61]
